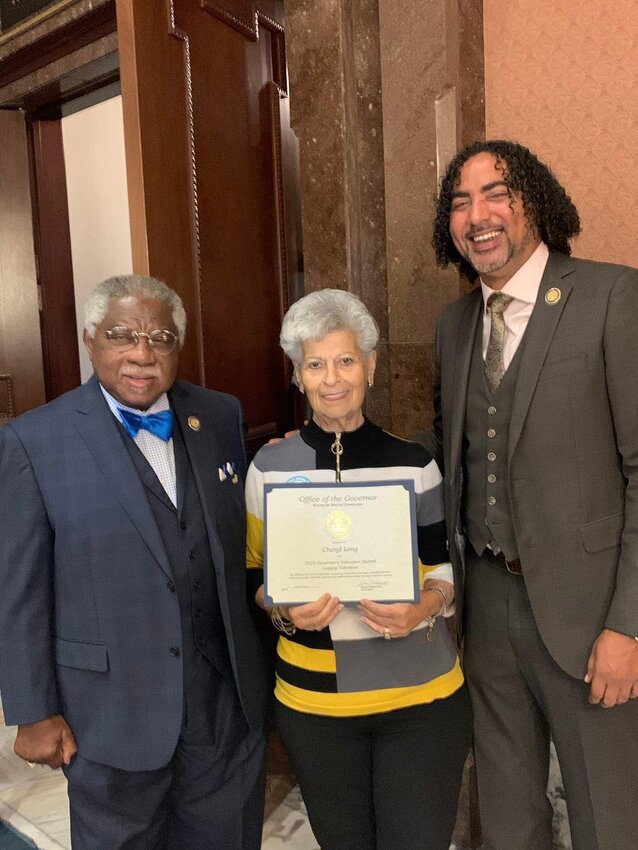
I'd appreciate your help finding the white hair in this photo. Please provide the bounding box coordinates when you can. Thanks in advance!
[280,288,379,370]
[83,275,187,344]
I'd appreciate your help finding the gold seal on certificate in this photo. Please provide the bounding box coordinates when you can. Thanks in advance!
[263,481,419,606]
[326,510,353,540]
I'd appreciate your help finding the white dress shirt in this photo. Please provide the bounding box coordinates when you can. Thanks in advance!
[100,385,177,507]
[481,242,550,369]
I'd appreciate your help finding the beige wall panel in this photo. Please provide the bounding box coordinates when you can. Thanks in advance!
[484,0,638,266]
[0,111,45,416]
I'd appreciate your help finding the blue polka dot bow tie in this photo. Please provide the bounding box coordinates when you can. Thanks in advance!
[118,408,174,441]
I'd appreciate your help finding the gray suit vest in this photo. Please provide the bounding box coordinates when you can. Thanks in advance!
[462,318,525,560]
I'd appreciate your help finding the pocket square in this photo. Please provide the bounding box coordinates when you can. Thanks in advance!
[218,461,238,483]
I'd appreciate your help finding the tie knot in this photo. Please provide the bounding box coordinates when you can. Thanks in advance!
[487,292,513,317]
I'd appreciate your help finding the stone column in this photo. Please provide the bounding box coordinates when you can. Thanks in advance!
[285,0,391,423]
[286,0,484,437]
[379,0,484,437]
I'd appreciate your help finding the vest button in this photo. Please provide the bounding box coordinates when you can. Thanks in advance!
[169,646,180,657]
[180,521,187,531]
[195,607,203,617]
[487,428,496,438]
[189,550,196,560]
[488,452,496,462]
[488,474,496,483]
[488,496,497,506]
[488,406,497,415]
[193,580,201,591]
[166,580,176,593]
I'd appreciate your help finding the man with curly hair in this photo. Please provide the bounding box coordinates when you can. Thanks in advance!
[430,140,638,850]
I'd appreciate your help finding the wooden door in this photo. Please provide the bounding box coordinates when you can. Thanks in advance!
[117,0,304,450]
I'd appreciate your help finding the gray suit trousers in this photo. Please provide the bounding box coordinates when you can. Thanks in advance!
[464,547,638,850]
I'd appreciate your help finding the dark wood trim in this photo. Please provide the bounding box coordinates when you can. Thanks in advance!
[29,116,81,400]
[22,63,118,114]
[0,1,116,89]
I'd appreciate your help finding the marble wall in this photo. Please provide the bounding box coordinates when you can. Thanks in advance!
[285,0,484,438]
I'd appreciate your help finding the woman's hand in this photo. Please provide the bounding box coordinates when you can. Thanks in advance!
[359,583,451,639]
[284,593,343,632]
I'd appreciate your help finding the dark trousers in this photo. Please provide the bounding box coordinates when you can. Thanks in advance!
[63,664,266,850]
[275,688,472,850]
[464,547,638,850]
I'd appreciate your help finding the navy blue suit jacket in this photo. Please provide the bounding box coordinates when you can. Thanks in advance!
[0,377,270,770]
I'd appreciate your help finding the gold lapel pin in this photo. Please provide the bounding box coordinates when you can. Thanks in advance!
[545,287,561,305]
[188,416,201,431]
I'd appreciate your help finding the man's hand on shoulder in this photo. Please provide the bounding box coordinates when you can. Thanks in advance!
[585,628,638,708]
[267,428,301,446]
[14,715,77,769]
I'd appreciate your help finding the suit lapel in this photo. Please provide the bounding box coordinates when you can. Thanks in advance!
[508,253,576,459]
[170,385,225,567]
[73,378,173,578]
[449,290,482,477]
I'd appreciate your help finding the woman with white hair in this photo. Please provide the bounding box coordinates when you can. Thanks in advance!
[246,289,471,850]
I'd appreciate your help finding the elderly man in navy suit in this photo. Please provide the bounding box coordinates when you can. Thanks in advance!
[0,275,270,849]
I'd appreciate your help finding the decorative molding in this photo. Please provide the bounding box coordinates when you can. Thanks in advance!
[164,0,290,390]
[165,0,205,383]
[0,373,14,425]
[263,81,290,320]
[201,1,287,92]
[201,1,281,41]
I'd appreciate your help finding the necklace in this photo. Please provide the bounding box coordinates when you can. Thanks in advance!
[331,432,343,482]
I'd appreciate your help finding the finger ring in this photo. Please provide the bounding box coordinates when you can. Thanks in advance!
[24,760,36,768]
[383,627,391,640]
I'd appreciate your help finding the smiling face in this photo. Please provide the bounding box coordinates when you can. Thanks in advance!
[297,329,376,433]
[83,295,179,410]
[449,152,541,289]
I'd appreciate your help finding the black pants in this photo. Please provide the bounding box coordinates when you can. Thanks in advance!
[275,687,472,850]
[63,663,267,850]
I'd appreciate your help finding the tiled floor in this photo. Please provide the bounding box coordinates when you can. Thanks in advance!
[1,703,570,850]
[0,712,318,850]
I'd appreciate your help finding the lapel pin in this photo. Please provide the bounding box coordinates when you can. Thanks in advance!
[545,287,561,305]
[188,416,201,431]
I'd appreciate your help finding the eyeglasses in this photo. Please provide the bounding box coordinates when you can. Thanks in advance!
[103,326,179,355]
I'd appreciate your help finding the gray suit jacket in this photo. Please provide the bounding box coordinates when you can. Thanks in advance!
[0,377,270,770]
[432,252,638,678]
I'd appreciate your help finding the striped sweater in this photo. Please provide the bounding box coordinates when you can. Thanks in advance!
[246,418,464,717]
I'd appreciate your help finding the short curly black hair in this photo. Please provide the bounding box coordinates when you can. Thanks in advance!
[433,140,581,280]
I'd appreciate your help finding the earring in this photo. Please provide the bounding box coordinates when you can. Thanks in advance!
[368,378,374,388]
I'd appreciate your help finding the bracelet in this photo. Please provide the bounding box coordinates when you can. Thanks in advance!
[429,586,448,618]
[270,606,296,636]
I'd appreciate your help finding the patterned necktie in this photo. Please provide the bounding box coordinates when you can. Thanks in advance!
[118,408,174,441]
[484,292,513,394]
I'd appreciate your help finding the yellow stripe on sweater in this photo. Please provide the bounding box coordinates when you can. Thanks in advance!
[274,658,465,717]
[277,635,336,673]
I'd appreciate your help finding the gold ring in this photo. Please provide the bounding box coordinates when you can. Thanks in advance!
[25,760,36,768]
[383,627,391,640]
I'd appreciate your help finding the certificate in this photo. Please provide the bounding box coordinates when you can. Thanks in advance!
[263,481,419,605]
